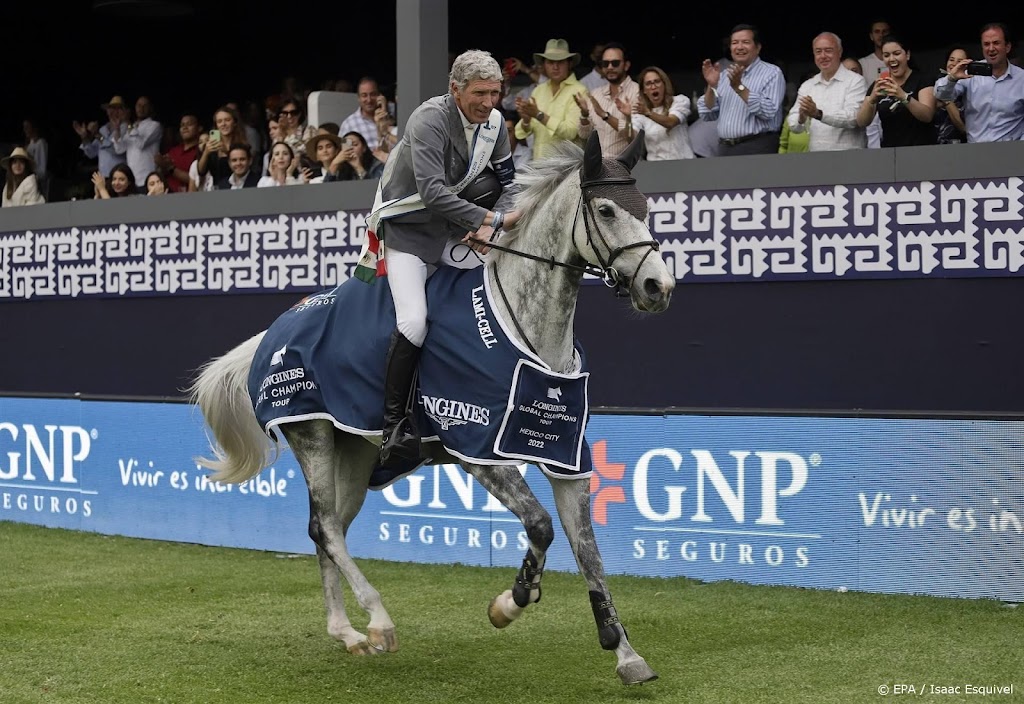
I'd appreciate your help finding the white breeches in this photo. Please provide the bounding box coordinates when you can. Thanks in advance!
[385,240,485,347]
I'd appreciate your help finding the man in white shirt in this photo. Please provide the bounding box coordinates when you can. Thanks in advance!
[113,96,163,187]
[858,19,891,80]
[788,33,867,152]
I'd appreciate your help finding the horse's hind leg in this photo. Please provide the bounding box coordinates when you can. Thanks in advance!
[549,476,658,685]
[462,463,554,628]
[285,421,397,655]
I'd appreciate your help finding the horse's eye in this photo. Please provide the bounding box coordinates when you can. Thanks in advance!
[598,204,615,218]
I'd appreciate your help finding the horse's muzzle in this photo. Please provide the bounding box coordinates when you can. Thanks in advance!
[633,275,674,313]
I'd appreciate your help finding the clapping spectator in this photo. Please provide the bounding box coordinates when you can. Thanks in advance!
[631,66,695,160]
[698,24,787,156]
[576,42,639,157]
[323,132,384,182]
[74,95,128,178]
[934,46,969,144]
[856,35,937,147]
[1,147,45,207]
[935,23,1024,143]
[257,141,302,187]
[787,33,867,152]
[155,112,202,192]
[92,163,137,199]
[515,38,588,160]
[113,96,163,188]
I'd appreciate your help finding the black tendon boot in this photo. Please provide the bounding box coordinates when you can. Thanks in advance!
[379,330,422,467]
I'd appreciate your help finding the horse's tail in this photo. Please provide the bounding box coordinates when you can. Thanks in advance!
[188,331,278,484]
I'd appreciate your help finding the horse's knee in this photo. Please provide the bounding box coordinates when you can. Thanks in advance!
[525,511,555,552]
[308,511,326,552]
[589,590,623,650]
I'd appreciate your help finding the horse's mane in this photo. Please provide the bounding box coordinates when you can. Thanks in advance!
[489,142,584,266]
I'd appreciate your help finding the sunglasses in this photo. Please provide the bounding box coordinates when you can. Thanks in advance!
[600,59,623,68]
[279,109,299,116]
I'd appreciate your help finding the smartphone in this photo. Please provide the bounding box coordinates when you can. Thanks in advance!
[209,129,221,142]
[503,58,519,76]
[966,61,993,76]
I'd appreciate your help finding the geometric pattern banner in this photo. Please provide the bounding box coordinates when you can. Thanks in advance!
[1,177,1022,300]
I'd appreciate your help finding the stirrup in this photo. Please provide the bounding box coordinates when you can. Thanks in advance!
[380,418,421,467]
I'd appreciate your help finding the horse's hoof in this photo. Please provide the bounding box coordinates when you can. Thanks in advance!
[488,595,514,628]
[617,657,658,685]
[346,639,384,656]
[368,627,399,652]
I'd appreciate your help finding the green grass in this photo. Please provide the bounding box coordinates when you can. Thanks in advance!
[1,521,1020,704]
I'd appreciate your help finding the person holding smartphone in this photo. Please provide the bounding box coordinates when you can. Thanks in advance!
[856,35,936,147]
[321,132,383,182]
[196,106,250,184]
[935,22,1024,143]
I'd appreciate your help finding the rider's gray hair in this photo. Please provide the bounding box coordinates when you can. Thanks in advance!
[449,50,502,92]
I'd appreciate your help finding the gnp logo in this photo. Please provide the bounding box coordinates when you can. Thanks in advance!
[589,439,816,527]
[0,423,93,485]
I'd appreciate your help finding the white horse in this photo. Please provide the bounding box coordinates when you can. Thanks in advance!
[189,132,675,685]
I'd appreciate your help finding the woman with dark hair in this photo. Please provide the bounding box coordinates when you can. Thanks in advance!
[145,170,169,195]
[856,35,937,147]
[257,141,302,187]
[323,131,384,181]
[1,146,45,206]
[630,66,695,160]
[92,163,138,198]
[934,46,968,144]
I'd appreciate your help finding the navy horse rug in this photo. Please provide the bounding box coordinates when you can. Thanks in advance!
[247,267,594,487]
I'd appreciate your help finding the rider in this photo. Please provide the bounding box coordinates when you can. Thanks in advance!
[369,49,522,468]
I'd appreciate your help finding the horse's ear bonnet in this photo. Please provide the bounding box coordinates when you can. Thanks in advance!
[459,168,502,210]
[581,131,648,221]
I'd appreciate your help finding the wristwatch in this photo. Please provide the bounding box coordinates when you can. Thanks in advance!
[737,83,747,92]
[536,111,546,122]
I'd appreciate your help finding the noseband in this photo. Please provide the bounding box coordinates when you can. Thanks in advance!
[575,172,661,296]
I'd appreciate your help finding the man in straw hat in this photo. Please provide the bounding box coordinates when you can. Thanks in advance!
[514,38,588,160]
[73,95,128,179]
[2,147,45,207]
[356,49,521,473]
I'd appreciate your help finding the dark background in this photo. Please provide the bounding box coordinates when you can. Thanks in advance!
[4,2,1023,184]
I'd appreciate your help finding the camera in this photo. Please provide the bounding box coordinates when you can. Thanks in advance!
[966,61,993,76]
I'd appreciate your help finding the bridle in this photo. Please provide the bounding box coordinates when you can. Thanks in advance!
[484,169,661,295]
[487,167,661,358]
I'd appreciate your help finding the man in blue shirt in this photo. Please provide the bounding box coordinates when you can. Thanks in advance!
[935,23,1024,142]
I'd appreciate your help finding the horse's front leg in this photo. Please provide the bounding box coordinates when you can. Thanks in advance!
[286,422,397,655]
[549,476,658,685]
[462,463,554,628]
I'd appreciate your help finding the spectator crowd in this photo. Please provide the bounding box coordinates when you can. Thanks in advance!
[3,19,1022,209]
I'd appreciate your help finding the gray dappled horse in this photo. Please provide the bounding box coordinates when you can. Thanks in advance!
[189,132,675,684]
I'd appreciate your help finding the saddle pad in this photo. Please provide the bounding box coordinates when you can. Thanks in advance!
[246,267,593,478]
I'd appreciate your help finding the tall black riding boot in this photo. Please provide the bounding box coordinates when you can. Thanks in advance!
[380,329,422,467]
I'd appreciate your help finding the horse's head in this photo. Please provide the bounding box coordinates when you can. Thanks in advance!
[578,131,674,313]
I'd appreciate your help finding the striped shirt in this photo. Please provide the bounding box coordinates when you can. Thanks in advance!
[697,57,786,140]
